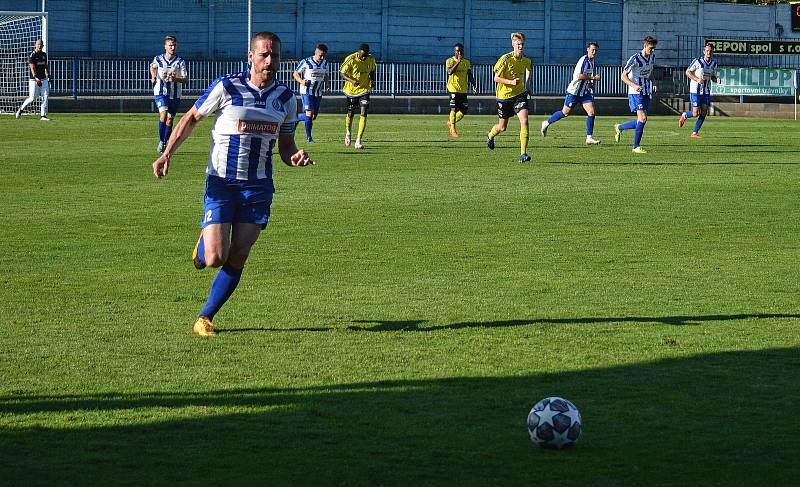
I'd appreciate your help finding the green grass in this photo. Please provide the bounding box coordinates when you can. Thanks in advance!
[1,112,799,485]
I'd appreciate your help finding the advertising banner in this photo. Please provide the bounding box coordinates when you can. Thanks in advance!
[715,67,797,96]
[706,39,800,55]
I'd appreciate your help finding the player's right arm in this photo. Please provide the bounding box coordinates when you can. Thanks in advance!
[446,58,460,76]
[684,60,703,84]
[620,58,641,92]
[149,64,158,84]
[493,56,518,87]
[152,105,205,178]
[339,55,359,86]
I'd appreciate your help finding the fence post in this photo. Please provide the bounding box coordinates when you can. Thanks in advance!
[391,63,396,99]
[72,57,78,100]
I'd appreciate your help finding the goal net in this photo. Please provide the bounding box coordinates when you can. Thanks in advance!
[0,11,47,116]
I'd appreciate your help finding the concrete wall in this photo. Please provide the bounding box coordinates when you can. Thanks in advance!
[623,0,800,66]
[4,0,798,65]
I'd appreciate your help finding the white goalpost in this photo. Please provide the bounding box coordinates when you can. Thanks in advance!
[0,10,48,116]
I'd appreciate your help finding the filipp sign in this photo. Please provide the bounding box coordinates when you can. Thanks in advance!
[715,67,797,96]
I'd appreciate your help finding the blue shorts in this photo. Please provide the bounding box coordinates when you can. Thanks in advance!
[690,93,711,108]
[628,94,650,113]
[155,96,180,116]
[202,175,274,229]
[564,92,594,108]
[301,94,322,114]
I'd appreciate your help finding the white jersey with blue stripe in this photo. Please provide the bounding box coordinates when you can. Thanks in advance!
[151,54,187,99]
[687,56,718,96]
[294,56,328,96]
[194,71,297,182]
[624,52,655,96]
[566,55,595,96]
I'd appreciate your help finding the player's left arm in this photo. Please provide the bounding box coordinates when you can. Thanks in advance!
[278,132,314,167]
[175,62,189,84]
[467,68,477,93]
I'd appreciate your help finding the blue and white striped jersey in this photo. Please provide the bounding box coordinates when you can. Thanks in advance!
[566,55,595,96]
[623,52,655,96]
[151,54,187,99]
[687,56,718,96]
[193,71,297,183]
[294,56,328,96]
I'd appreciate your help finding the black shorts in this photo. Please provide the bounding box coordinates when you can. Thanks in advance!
[449,92,468,112]
[346,94,370,113]
[497,91,529,119]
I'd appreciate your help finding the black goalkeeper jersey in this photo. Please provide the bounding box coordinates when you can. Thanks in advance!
[28,50,48,79]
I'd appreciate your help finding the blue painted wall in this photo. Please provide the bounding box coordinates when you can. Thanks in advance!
[2,0,624,63]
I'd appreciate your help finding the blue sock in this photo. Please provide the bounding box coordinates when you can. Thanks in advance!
[304,118,313,140]
[619,120,637,131]
[164,123,173,144]
[683,111,694,119]
[693,116,705,134]
[199,264,243,320]
[195,234,206,266]
[586,115,595,136]
[297,114,311,122]
[633,121,645,148]
[547,110,566,125]
[158,120,165,143]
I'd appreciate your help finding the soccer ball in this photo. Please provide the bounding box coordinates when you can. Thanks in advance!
[527,397,582,449]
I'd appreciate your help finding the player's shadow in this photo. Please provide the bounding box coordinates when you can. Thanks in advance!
[2,347,799,485]
[347,312,800,332]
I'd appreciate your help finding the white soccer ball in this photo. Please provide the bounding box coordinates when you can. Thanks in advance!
[527,396,582,449]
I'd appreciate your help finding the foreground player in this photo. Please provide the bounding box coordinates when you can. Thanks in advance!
[15,39,50,120]
[150,35,189,153]
[678,42,720,139]
[340,43,376,149]
[540,42,601,145]
[614,36,657,154]
[292,43,329,143]
[486,32,532,163]
[152,32,314,336]
[445,43,477,138]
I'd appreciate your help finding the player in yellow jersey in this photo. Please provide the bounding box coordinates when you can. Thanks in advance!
[445,43,477,138]
[340,43,377,149]
[486,32,533,163]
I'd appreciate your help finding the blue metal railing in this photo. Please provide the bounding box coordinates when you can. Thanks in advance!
[46,58,642,98]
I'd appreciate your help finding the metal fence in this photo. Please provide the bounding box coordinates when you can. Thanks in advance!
[46,58,647,98]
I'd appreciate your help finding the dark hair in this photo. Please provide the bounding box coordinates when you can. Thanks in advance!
[587,41,599,49]
[704,41,714,50]
[316,43,328,53]
[358,43,370,53]
[454,43,464,50]
[164,35,177,43]
[251,32,281,50]
[643,36,658,46]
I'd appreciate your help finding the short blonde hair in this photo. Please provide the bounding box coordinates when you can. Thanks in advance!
[511,32,526,42]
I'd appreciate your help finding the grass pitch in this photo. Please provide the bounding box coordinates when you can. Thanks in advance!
[1,112,799,485]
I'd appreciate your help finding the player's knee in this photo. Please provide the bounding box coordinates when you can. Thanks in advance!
[205,250,227,268]
[225,251,250,269]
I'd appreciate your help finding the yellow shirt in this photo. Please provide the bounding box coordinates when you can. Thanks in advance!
[340,52,376,97]
[493,52,532,100]
[446,56,471,93]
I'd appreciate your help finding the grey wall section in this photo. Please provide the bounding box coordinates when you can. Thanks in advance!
[3,0,798,65]
[623,0,800,66]
[3,0,623,63]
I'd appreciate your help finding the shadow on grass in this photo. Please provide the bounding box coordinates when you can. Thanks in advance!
[1,347,799,485]
[347,312,800,332]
